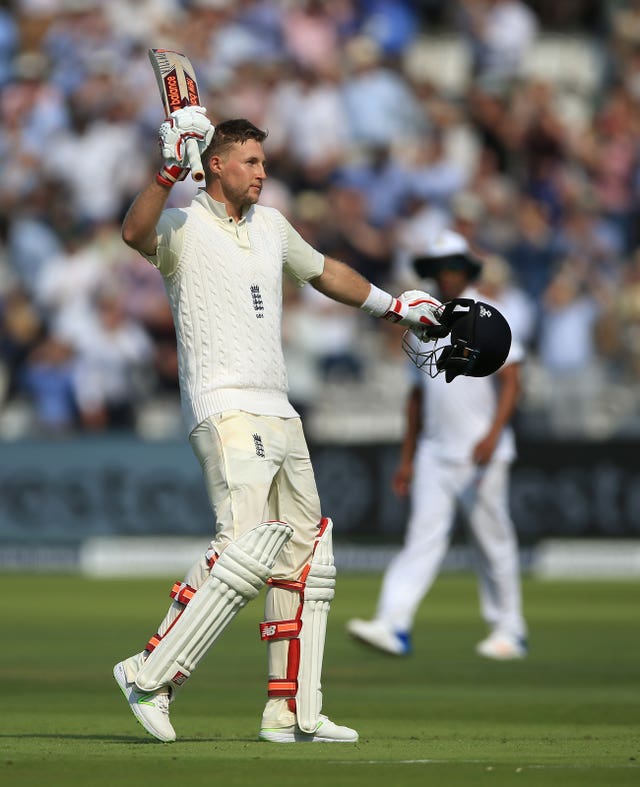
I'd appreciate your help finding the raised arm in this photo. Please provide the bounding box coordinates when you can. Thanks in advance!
[121,180,172,256]
[122,105,214,256]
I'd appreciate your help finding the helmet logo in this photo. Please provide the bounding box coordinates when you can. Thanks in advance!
[478,305,492,318]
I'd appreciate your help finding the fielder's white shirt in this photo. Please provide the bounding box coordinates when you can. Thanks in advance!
[414,287,524,463]
[145,191,325,433]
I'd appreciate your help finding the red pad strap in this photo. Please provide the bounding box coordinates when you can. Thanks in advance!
[169,582,196,605]
[267,578,305,592]
[260,618,302,641]
[145,578,196,653]
[146,633,162,653]
[268,678,297,698]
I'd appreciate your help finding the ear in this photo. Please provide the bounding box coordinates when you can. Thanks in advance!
[208,155,223,176]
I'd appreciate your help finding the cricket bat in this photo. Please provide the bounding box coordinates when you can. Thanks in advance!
[148,48,205,183]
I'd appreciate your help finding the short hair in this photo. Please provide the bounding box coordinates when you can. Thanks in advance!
[202,119,267,181]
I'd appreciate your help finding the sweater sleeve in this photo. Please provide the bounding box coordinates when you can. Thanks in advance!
[277,213,325,286]
[141,208,188,277]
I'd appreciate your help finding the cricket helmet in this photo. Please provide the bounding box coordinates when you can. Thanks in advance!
[403,298,512,382]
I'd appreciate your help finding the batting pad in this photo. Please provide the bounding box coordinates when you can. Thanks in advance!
[296,519,336,733]
[135,521,293,692]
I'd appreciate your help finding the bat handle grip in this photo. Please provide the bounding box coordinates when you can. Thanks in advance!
[186,138,205,183]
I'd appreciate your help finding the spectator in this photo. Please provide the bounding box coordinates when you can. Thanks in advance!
[34,220,104,339]
[457,0,539,86]
[537,263,605,435]
[20,335,76,434]
[341,35,425,147]
[0,283,44,399]
[44,83,147,224]
[265,62,350,190]
[476,252,536,346]
[0,1,18,86]
[68,289,154,431]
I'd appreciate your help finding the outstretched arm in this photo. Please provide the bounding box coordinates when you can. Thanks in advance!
[310,256,443,338]
[309,256,371,306]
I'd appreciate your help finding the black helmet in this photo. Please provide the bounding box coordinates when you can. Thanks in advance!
[403,298,512,382]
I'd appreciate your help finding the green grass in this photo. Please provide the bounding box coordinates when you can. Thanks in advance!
[1,573,639,786]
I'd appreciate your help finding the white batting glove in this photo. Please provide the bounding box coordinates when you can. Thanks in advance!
[390,290,446,341]
[156,105,214,187]
[159,105,214,163]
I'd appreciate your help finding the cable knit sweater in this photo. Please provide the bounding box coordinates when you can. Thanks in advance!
[147,191,324,433]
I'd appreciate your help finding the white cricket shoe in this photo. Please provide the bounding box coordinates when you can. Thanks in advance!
[346,618,411,656]
[113,654,176,742]
[259,714,358,743]
[476,631,528,660]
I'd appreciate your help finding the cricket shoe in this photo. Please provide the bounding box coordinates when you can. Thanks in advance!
[476,631,528,660]
[346,618,411,656]
[113,653,176,742]
[259,714,358,743]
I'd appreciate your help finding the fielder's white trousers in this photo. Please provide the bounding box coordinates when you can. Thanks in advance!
[376,442,526,639]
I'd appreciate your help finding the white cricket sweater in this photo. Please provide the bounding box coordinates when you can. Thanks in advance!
[147,191,324,433]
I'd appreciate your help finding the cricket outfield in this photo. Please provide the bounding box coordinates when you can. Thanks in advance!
[1,573,638,787]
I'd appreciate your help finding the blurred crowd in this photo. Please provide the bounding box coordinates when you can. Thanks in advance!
[1,0,640,441]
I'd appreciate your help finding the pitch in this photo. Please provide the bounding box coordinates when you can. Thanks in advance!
[1,572,638,786]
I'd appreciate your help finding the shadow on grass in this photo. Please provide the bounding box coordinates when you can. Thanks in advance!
[0,733,256,744]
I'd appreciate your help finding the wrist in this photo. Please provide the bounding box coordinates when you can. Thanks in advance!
[156,171,175,188]
[157,162,188,189]
[361,284,408,323]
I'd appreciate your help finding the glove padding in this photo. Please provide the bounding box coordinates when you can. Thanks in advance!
[383,290,448,341]
[158,105,214,166]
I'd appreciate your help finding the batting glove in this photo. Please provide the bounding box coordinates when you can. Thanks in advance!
[390,290,448,341]
[159,105,214,163]
[156,105,214,187]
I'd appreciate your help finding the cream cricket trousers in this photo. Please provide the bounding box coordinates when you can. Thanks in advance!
[189,411,322,579]
[376,442,526,639]
[152,410,322,617]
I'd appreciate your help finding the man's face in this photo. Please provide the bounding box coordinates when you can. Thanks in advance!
[435,268,469,302]
[216,139,267,209]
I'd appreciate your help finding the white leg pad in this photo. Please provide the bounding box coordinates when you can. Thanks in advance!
[136,521,292,692]
[296,519,336,733]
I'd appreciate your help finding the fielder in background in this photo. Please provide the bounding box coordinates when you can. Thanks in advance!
[114,104,445,743]
[347,230,528,660]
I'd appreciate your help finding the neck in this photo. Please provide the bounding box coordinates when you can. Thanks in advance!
[207,184,244,222]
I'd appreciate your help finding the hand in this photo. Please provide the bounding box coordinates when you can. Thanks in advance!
[472,432,499,465]
[156,106,214,185]
[158,105,214,164]
[383,290,446,341]
[156,161,189,188]
[392,460,413,497]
